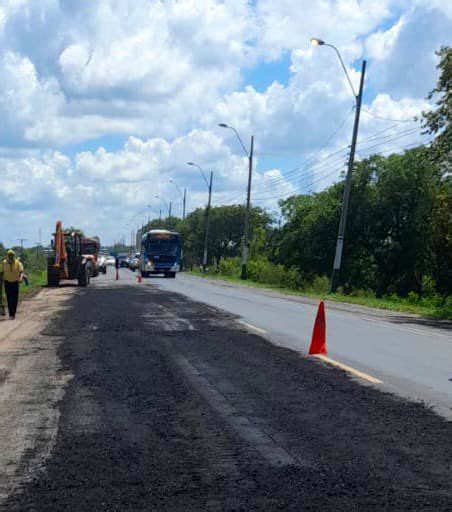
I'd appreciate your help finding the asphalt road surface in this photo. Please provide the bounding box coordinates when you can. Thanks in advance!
[3,270,452,510]
[153,272,452,419]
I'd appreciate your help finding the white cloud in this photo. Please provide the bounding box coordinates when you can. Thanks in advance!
[0,0,449,246]
[0,130,296,245]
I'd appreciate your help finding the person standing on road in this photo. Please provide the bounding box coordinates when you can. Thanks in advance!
[0,250,24,320]
[115,255,120,280]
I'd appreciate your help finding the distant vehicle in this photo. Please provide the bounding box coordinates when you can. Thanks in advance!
[105,256,116,267]
[129,252,140,272]
[47,221,100,287]
[117,253,129,268]
[97,254,108,274]
[139,229,181,278]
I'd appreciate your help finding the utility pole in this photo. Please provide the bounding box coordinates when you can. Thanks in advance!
[169,201,172,218]
[182,188,187,220]
[159,209,162,223]
[16,238,27,256]
[202,172,213,272]
[331,59,366,292]
[241,135,254,280]
[218,124,254,280]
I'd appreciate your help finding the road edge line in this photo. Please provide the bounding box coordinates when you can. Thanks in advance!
[311,354,383,385]
[237,320,267,335]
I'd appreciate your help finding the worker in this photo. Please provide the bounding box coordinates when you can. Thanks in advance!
[0,250,24,320]
[114,255,120,280]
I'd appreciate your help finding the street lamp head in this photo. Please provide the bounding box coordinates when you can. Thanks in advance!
[169,179,174,183]
[218,123,229,128]
[310,37,325,46]
[187,162,195,166]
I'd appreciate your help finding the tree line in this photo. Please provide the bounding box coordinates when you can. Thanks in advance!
[141,47,450,304]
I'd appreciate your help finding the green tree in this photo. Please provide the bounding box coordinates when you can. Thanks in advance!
[422,46,451,168]
[176,205,271,268]
[431,176,452,294]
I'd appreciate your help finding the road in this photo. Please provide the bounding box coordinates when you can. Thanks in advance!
[1,269,452,510]
[152,272,452,419]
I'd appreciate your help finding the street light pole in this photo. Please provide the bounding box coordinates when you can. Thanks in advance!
[170,179,187,220]
[219,124,254,280]
[155,196,171,218]
[311,38,366,293]
[241,135,254,280]
[331,60,366,292]
[203,171,213,272]
[188,162,213,272]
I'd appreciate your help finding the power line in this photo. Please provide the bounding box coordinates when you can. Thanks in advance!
[252,156,348,200]
[358,127,423,154]
[253,166,345,202]
[361,108,417,123]
[219,105,355,204]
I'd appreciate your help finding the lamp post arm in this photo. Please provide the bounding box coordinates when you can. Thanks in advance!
[174,183,184,199]
[194,164,209,189]
[230,126,249,157]
[325,43,358,99]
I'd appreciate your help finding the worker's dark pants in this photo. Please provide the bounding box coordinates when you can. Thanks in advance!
[4,281,19,317]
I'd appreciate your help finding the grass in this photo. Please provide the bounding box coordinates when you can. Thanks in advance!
[188,269,452,321]
[1,251,47,305]
[21,267,47,300]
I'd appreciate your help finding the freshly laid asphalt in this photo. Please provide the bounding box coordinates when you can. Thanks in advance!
[153,272,452,419]
[4,270,452,510]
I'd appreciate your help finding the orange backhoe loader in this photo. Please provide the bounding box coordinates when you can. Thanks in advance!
[47,221,100,287]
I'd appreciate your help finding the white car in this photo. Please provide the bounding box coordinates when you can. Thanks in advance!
[129,253,141,272]
[97,254,108,274]
[105,256,116,267]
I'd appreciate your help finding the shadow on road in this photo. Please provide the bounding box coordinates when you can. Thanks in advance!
[387,314,452,332]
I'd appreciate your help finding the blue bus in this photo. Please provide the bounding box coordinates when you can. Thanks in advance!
[139,229,181,278]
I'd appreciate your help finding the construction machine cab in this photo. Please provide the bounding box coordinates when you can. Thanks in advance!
[47,222,97,287]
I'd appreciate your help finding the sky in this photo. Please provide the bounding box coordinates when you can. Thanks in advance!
[0,0,451,247]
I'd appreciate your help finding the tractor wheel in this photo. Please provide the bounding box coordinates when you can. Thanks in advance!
[47,267,60,287]
[78,265,89,287]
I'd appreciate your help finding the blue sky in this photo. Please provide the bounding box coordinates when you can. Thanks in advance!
[0,0,450,246]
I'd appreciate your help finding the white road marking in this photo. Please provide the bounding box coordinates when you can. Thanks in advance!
[311,354,383,385]
[174,354,299,467]
[237,320,267,335]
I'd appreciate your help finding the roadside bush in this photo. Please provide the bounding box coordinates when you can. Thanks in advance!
[247,258,301,290]
[208,256,452,320]
[219,257,240,276]
[438,296,452,320]
[307,275,330,294]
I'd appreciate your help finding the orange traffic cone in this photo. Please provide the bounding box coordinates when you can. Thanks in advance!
[308,301,327,355]
[137,273,142,283]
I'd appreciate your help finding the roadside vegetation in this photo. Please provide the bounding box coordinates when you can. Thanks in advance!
[144,47,452,320]
[190,262,452,320]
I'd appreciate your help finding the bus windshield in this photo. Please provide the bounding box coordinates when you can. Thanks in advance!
[145,237,179,256]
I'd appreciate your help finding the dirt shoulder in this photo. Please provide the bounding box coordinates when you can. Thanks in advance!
[0,286,76,504]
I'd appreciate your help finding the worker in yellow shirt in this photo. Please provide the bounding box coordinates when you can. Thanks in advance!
[0,250,24,320]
